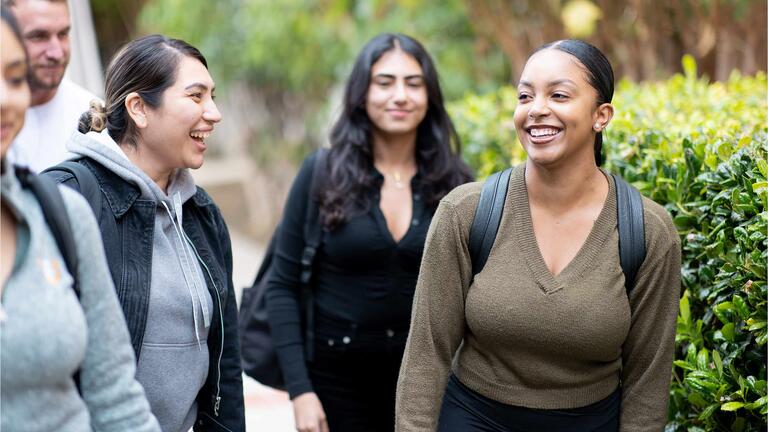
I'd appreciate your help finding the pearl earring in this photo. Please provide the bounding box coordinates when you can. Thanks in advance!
[594,123,601,131]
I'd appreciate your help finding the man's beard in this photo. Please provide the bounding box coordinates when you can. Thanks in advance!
[29,61,67,91]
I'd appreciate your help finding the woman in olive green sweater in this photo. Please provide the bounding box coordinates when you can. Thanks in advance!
[396,40,680,431]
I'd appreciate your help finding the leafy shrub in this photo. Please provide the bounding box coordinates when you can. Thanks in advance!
[448,58,767,430]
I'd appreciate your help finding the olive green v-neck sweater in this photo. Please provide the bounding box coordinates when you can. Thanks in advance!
[396,164,681,431]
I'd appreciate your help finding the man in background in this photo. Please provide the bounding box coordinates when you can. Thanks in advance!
[6,0,95,172]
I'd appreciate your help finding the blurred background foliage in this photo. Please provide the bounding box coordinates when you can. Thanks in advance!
[89,0,766,167]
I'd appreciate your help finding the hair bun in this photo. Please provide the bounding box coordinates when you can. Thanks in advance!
[78,99,107,134]
[88,99,107,132]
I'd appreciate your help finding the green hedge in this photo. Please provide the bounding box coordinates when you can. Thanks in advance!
[448,57,767,431]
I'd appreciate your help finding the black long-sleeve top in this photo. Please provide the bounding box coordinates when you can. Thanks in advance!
[266,152,435,399]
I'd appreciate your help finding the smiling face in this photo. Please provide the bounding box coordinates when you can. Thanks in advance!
[138,55,221,173]
[513,48,612,168]
[12,0,70,93]
[0,21,30,157]
[365,49,428,139]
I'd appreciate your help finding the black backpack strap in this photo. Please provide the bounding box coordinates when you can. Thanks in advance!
[15,166,79,297]
[14,166,83,394]
[468,168,513,276]
[612,173,646,295]
[299,149,328,362]
[42,159,102,222]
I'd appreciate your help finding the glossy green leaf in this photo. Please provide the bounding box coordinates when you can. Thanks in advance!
[721,401,745,411]
[732,295,750,320]
[697,348,710,370]
[712,350,723,378]
[721,322,736,342]
[674,360,695,371]
[680,294,691,323]
[753,181,768,195]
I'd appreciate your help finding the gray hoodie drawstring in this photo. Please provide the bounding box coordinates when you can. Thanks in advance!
[161,192,211,347]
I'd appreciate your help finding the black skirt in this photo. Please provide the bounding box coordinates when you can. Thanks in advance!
[437,374,620,432]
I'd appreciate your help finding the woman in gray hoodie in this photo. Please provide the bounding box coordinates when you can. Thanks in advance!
[0,7,159,432]
[45,35,245,432]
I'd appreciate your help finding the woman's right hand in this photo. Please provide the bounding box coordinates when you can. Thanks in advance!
[292,392,329,432]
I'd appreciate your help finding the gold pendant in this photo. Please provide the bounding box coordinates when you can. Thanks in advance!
[393,171,405,189]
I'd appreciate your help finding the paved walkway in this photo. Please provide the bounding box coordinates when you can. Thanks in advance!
[230,230,294,431]
[243,376,293,431]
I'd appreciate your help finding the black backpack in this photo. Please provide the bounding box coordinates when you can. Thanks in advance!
[14,166,82,392]
[468,168,646,293]
[238,151,326,389]
[42,159,103,221]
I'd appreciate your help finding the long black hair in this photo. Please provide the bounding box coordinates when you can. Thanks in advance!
[534,39,614,166]
[319,33,473,229]
[78,35,208,148]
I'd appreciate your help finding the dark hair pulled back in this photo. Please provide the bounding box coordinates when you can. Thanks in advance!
[319,33,473,229]
[534,39,614,166]
[78,34,207,147]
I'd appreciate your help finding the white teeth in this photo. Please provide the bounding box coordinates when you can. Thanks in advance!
[190,131,211,139]
[529,128,559,137]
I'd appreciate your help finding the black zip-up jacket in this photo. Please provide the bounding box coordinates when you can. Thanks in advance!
[45,157,244,432]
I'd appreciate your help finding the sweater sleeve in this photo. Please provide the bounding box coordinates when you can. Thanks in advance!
[60,187,160,432]
[619,208,681,431]
[395,199,473,432]
[265,153,318,399]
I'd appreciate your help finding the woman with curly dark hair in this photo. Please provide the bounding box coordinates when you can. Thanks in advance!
[266,32,473,432]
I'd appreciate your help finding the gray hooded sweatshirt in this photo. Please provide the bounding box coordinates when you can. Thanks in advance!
[66,130,214,432]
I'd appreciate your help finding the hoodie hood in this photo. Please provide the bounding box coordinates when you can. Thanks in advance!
[66,129,197,206]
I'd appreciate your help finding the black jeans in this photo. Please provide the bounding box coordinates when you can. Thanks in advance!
[308,335,405,432]
[437,375,620,432]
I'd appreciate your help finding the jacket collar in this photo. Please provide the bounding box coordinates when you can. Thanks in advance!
[84,158,213,217]
[191,187,214,207]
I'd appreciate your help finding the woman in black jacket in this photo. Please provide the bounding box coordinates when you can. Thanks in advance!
[45,35,244,432]
[266,33,473,432]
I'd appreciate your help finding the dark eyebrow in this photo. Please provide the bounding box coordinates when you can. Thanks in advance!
[373,73,423,80]
[518,79,577,88]
[24,29,50,38]
[549,78,577,87]
[185,83,213,92]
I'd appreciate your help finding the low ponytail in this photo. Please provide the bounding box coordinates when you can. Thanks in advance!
[594,132,603,166]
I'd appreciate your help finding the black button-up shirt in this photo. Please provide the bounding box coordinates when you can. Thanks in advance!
[267,151,435,398]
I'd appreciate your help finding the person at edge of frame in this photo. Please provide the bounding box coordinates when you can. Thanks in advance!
[0,6,160,432]
[4,0,96,172]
